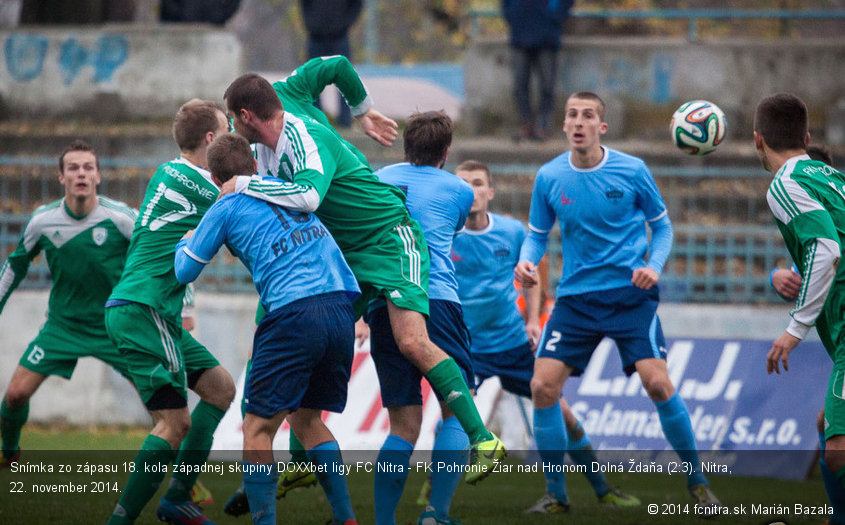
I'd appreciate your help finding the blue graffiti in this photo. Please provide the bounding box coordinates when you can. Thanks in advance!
[5,34,49,82]
[652,54,674,103]
[59,35,129,85]
[4,33,128,85]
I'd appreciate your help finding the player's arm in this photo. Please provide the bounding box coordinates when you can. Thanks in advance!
[0,216,43,314]
[174,199,232,284]
[633,212,673,290]
[231,175,322,212]
[182,283,196,331]
[769,264,802,301]
[516,174,555,287]
[523,271,543,349]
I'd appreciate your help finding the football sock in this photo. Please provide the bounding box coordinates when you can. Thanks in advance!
[164,400,225,502]
[0,399,28,458]
[308,441,355,523]
[430,417,469,520]
[290,431,308,464]
[425,358,492,444]
[820,432,845,524]
[243,461,278,525]
[566,420,609,497]
[655,393,706,488]
[109,434,176,522]
[374,434,414,525]
[240,358,252,418]
[533,405,569,503]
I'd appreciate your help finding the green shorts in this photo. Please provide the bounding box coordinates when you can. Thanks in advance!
[104,302,219,405]
[818,294,845,439]
[344,218,430,319]
[19,318,128,379]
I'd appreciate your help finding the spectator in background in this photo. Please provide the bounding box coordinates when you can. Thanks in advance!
[299,0,363,128]
[502,0,573,142]
[160,0,241,25]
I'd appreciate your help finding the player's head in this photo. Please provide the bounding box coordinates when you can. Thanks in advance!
[224,73,284,143]
[564,92,607,153]
[807,144,833,165]
[173,99,229,154]
[753,93,809,171]
[58,139,100,201]
[207,134,256,185]
[403,110,452,168]
[456,159,494,218]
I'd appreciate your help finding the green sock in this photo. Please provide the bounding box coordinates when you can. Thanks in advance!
[164,401,225,502]
[289,431,308,464]
[240,359,252,418]
[425,358,492,444]
[111,434,176,522]
[836,465,845,485]
[1,399,29,458]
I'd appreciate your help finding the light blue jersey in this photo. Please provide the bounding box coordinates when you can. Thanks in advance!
[375,162,474,303]
[453,213,528,354]
[520,146,672,297]
[174,188,360,312]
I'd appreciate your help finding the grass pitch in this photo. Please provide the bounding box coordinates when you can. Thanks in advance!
[0,426,831,525]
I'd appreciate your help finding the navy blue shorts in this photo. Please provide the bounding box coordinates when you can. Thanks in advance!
[473,342,534,398]
[368,299,474,408]
[245,291,354,418]
[536,285,667,377]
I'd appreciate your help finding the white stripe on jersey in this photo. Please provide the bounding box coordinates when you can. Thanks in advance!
[396,224,421,287]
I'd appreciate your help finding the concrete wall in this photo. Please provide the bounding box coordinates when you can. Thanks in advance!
[0,25,241,119]
[465,36,845,140]
[0,290,810,426]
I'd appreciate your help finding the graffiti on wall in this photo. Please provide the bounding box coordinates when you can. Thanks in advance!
[4,34,128,85]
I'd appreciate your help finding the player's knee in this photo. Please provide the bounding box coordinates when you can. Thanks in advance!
[817,409,825,434]
[193,367,235,409]
[3,383,34,408]
[825,447,845,473]
[641,376,673,402]
[530,377,559,408]
[394,331,429,360]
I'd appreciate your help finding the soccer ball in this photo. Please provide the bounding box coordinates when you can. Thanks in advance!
[670,100,727,155]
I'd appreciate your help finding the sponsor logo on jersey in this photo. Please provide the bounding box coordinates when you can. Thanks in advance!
[605,188,624,201]
[27,345,45,365]
[389,290,403,299]
[92,227,108,246]
[450,248,464,262]
[494,248,510,257]
[560,192,574,205]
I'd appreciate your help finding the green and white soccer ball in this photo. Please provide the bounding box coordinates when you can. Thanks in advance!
[670,100,727,155]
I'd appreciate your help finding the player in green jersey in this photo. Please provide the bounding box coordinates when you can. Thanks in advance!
[757,93,845,525]
[103,100,235,525]
[0,140,137,469]
[222,60,506,480]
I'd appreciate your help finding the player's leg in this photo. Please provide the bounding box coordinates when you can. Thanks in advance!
[1,366,45,466]
[534,48,558,139]
[242,410,288,525]
[369,303,423,525]
[816,408,845,525]
[511,46,534,139]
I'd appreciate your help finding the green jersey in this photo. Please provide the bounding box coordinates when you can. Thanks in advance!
[109,158,219,322]
[0,197,136,330]
[767,154,845,342]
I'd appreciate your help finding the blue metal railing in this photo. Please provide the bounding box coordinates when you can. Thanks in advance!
[469,8,845,42]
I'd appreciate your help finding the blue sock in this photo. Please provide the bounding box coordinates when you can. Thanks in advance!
[374,434,414,525]
[533,405,569,503]
[242,461,278,525]
[308,441,356,523]
[820,431,845,524]
[430,417,469,519]
[566,421,609,498]
[655,393,706,488]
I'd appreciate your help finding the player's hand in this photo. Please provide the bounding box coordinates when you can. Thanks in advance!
[767,331,801,374]
[772,268,802,300]
[514,261,539,288]
[526,320,541,350]
[219,177,238,198]
[181,229,195,240]
[632,267,659,290]
[354,317,370,347]
[182,316,196,332]
[356,109,398,147]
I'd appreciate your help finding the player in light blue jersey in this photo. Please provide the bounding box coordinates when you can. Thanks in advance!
[174,134,361,525]
[514,92,719,513]
[452,160,639,512]
[368,110,476,525]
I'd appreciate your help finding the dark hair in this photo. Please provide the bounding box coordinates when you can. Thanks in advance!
[224,73,283,120]
[567,92,606,120]
[403,111,452,167]
[754,93,808,152]
[207,134,255,183]
[173,99,226,152]
[455,159,492,185]
[807,144,833,165]
[59,139,98,172]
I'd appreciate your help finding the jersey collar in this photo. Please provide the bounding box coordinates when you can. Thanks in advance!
[775,153,811,180]
[464,212,495,235]
[174,157,217,189]
[568,145,608,173]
